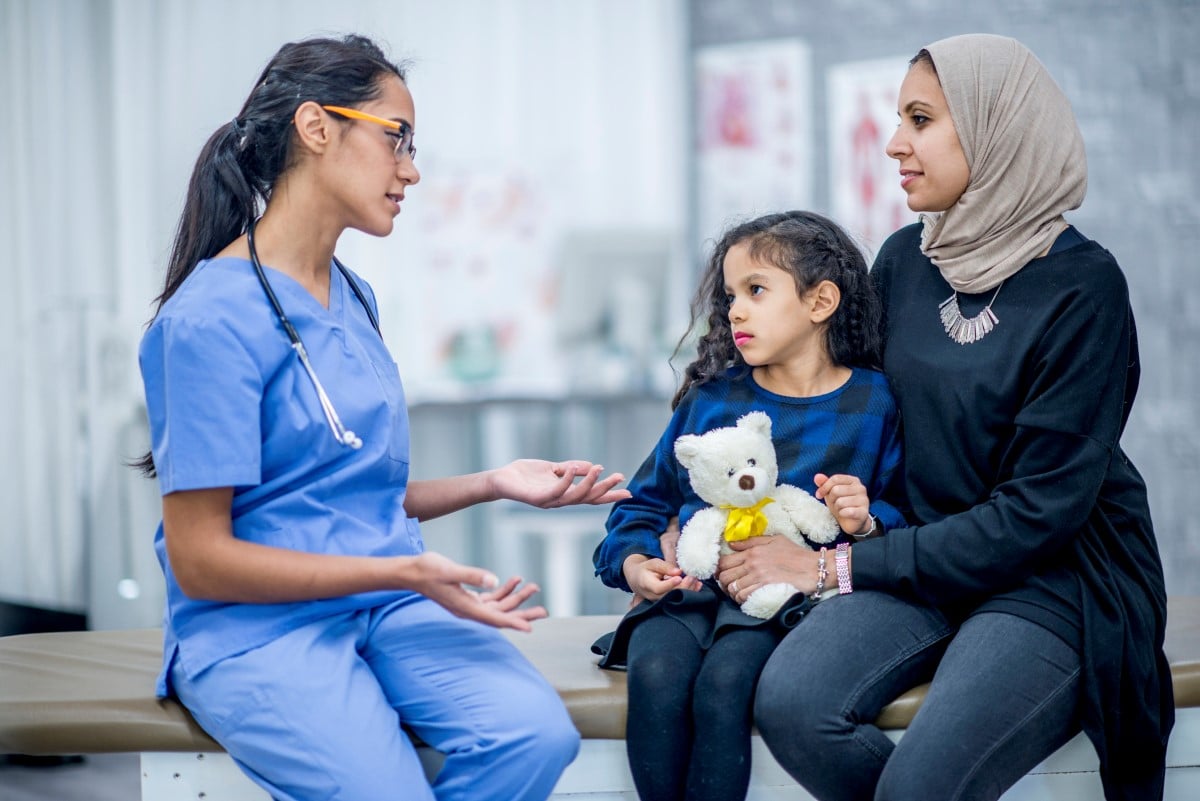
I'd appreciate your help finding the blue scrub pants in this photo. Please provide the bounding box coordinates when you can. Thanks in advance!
[754,590,1082,801]
[171,595,580,801]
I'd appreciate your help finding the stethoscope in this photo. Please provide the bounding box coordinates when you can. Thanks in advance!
[247,219,381,450]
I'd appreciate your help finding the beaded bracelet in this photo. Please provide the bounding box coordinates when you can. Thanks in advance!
[836,542,852,595]
[813,546,828,599]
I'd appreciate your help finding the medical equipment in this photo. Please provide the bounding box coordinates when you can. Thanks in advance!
[247,219,382,449]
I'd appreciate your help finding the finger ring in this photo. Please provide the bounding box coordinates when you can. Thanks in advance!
[731,580,739,594]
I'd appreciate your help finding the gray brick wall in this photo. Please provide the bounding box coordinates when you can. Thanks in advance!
[691,0,1200,594]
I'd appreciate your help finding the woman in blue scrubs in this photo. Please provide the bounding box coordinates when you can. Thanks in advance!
[136,34,630,801]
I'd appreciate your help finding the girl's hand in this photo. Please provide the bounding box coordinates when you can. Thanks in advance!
[623,554,696,602]
[814,472,872,536]
[717,536,818,605]
[659,517,703,592]
[492,460,632,508]
[405,552,546,632]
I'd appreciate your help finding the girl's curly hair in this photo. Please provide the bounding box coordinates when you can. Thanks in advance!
[672,210,882,408]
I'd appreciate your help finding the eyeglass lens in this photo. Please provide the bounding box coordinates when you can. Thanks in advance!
[392,124,416,163]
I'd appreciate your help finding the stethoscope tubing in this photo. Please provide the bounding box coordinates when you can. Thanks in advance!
[247,219,381,449]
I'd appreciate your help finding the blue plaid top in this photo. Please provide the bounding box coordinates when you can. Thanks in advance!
[593,367,905,592]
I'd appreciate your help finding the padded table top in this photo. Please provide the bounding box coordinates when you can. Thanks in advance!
[2,597,1198,754]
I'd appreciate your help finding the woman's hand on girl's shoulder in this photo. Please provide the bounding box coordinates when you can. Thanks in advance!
[492,459,631,508]
[403,552,546,632]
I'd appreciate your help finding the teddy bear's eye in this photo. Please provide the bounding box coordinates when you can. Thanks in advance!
[747,458,757,467]
[727,468,736,477]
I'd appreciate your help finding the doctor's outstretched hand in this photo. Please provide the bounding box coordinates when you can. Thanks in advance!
[406,552,547,632]
[494,459,632,508]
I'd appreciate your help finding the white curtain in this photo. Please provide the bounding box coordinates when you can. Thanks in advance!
[1,0,120,616]
[0,0,687,626]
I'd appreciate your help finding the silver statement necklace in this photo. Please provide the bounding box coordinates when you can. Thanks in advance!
[938,282,1004,345]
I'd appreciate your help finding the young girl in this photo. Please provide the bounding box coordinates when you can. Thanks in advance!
[136,35,629,801]
[592,210,905,801]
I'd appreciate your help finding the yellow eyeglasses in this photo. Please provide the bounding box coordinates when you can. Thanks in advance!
[322,105,416,163]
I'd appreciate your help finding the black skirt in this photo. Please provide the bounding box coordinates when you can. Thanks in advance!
[592,581,815,670]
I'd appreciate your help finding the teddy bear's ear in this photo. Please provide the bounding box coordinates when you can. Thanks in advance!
[737,411,772,438]
[674,435,702,468]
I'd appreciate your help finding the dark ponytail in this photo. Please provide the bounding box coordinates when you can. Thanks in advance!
[670,210,882,409]
[134,34,407,477]
[152,34,406,315]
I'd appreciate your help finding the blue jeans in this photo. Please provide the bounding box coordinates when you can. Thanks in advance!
[754,591,1082,801]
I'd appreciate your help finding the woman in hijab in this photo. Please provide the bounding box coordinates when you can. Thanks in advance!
[714,34,1173,800]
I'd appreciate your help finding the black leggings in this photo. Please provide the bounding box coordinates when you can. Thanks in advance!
[624,614,781,801]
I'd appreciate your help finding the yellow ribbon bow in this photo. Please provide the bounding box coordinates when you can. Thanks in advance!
[719,497,775,542]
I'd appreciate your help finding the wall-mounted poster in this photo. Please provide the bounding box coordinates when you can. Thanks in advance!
[695,39,813,250]
[396,167,568,401]
[827,57,915,258]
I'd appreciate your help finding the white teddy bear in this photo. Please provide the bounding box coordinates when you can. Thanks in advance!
[674,411,841,619]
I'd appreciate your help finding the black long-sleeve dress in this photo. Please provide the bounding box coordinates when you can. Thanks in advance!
[853,222,1173,799]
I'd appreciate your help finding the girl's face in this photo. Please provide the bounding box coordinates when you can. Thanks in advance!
[723,242,828,371]
[886,61,970,213]
[325,74,421,237]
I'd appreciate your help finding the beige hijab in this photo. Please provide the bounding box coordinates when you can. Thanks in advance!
[919,34,1088,294]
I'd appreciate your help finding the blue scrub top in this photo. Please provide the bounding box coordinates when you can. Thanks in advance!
[139,256,421,695]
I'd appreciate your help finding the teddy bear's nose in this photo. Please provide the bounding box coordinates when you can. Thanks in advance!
[739,475,755,491]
